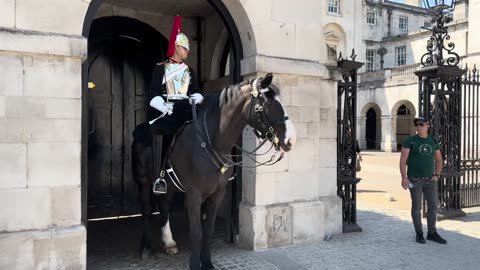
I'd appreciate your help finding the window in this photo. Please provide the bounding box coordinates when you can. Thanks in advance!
[399,16,408,31]
[366,49,375,72]
[328,0,340,14]
[423,21,432,28]
[397,105,411,116]
[367,10,376,25]
[395,46,407,66]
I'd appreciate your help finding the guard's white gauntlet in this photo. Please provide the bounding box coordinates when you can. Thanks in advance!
[150,96,173,115]
[189,93,204,105]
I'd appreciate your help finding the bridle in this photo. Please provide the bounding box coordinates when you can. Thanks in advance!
[191,78,290,174]
[248,78,289,151]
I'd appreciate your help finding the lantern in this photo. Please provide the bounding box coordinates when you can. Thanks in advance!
[422,0,456,13]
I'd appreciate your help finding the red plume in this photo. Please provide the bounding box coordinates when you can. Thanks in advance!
[167,15,182,58]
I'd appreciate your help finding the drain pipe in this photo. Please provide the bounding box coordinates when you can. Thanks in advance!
[387,9,393,38]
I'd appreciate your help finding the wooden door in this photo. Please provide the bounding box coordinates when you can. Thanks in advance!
[87,36,162,219]
[87,39,125,218]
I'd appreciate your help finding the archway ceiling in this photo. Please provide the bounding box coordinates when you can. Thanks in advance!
[105,0,215,17]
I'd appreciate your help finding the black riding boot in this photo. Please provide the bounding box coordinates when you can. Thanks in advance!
[152,134,167,194]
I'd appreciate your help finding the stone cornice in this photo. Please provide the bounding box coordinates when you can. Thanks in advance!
[0,27,86,60]
[381,19,468,42]
[365,0,430,16]
[241,54,331,79]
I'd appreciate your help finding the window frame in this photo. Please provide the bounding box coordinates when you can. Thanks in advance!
[328,0,340,15]
[395,46,407,66]
[366,49,376,72]
[423,21,432,28]
[367,10,377,25]
[399,16,409,31]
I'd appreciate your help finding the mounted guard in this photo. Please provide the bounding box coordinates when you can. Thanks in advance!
[145,15,203,194]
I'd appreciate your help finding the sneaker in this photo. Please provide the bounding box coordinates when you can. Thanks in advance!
[426,232,447,244]
[416,232,426,244]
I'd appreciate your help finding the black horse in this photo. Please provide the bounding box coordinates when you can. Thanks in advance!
[131,74,296,270]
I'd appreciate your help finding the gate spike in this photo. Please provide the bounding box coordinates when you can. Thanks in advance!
[464,63,469,80]
[474,65,478,82]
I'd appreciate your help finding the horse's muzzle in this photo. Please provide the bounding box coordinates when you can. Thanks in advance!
[280,138,295,152]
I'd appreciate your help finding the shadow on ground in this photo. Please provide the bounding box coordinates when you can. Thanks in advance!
[87,209,480,270]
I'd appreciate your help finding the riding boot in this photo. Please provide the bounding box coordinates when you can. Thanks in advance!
[152,134,167,194]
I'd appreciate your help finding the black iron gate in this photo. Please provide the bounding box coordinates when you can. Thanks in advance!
[416,65,466,219]
[337,54,364,233]
[460,66,480,208]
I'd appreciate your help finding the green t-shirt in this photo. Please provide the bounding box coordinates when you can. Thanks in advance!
[402,135,439,178]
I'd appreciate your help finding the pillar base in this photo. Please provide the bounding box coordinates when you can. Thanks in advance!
[437,208,466,221]
[238,196,342,250]
[0,225,86,270]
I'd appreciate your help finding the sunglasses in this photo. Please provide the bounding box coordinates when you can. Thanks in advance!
[415,123,428,127]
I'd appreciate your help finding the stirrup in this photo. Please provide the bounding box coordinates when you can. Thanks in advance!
[153,177,167,195]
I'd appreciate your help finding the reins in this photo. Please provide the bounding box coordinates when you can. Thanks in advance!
[191,83,287,174]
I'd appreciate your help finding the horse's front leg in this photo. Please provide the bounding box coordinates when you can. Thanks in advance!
[158,193,179,255]
[138,182,155,259]
[186,192,203,270]
[200,186,226,270]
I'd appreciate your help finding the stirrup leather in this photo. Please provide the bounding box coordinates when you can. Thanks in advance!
[153,171,167,194]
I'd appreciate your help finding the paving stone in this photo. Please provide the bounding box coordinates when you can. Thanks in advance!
[87,201,480,270]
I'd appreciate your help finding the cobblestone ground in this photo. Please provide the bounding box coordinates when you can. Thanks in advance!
[87,204,480,270]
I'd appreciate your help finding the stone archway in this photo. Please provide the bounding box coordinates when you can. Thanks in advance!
[360,103,382,150]
[391,100,416,151]
[80,0,257,261]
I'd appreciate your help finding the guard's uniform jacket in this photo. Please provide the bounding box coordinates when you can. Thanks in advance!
[148,59,202,135]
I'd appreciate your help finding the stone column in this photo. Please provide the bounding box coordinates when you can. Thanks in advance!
[238,63,341,250]
[381,116,396,152]
[357,116,367,150]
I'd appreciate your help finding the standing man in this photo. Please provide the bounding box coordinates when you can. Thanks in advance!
[149,15,203,194]
[399,117,447,244]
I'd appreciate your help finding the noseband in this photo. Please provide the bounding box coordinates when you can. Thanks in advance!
[249,81,289,150]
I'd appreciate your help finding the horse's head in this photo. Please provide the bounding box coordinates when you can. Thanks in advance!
[243,74,296,152]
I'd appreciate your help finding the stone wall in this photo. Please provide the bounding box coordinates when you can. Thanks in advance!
[0,1,89,269]
[235,0,352,249]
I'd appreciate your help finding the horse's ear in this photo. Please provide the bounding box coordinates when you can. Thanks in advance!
[260,73,273,89]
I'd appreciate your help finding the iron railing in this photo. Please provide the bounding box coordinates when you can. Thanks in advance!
[460,66,480,208]
[337,54,364,233]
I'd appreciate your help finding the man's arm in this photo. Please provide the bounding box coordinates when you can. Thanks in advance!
[187,68,201,95]
[399,147,411,189]
[148,64,166,98]
[432,149,443,182]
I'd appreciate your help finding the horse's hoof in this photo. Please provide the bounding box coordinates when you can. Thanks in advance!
[201,262,215,270]
[141,248,151,259]
[164,245,179,255]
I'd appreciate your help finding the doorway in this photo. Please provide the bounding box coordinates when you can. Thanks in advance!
[86,17,168,219]
[366,108,377,149]
[82,2,246,250]
[395,104,414,150]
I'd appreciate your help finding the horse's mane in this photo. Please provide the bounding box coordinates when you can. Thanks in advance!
[201,80,280,113]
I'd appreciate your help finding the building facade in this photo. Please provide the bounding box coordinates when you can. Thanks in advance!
[0,0,370,268]
[356,0,477,152]
[1,0,477,268]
